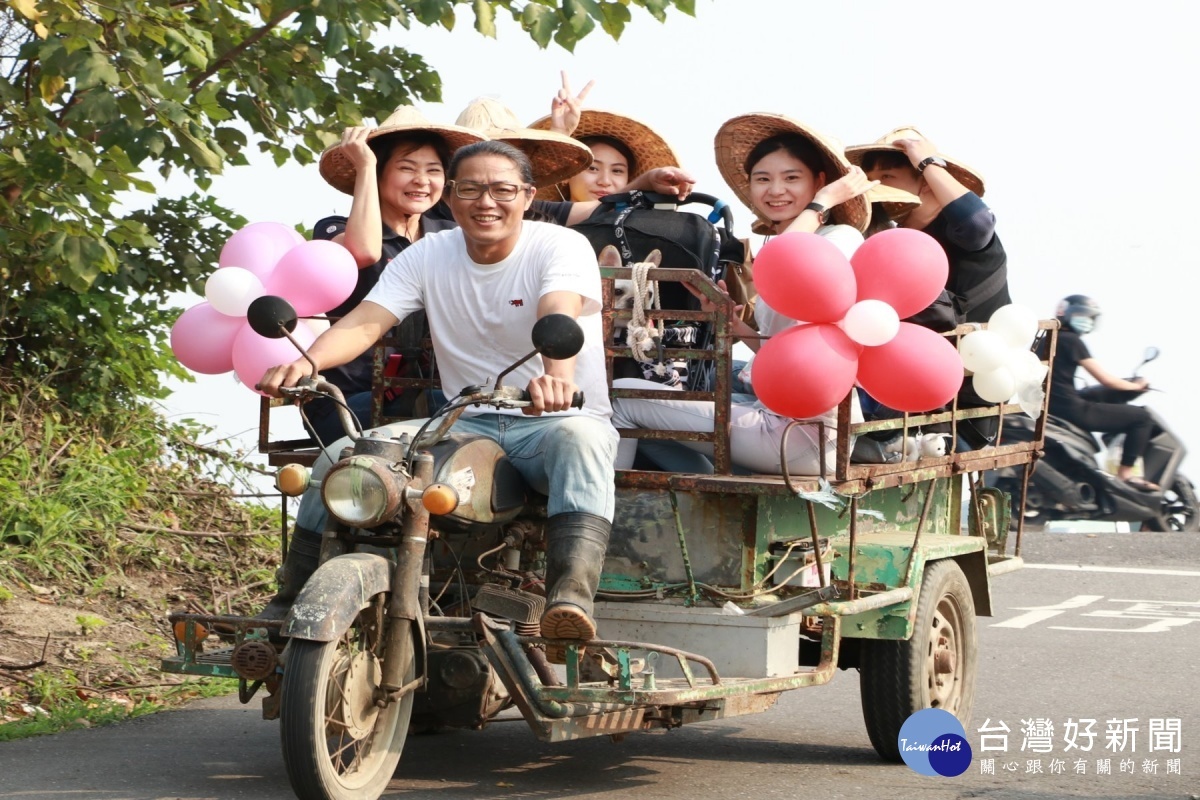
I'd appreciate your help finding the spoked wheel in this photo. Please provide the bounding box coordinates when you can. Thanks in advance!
[858,559,978,761]
[1143,474,1200,533]
[280,600,415,800]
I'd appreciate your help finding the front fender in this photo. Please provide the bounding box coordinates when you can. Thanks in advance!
[283,552,391,641]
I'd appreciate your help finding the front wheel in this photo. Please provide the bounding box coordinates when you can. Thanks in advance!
[1143,474,1200,533]
[280,602,415,800]
[858,559,978,761]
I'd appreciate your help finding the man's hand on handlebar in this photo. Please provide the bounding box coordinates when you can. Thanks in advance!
[523,374,580,416]
[257,359,315,398]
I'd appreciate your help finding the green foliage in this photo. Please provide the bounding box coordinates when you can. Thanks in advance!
[0,0,696,413]
[0,673,236,741]
[0,376,277,582]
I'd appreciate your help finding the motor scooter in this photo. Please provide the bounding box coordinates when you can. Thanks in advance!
[990,346,1198,532]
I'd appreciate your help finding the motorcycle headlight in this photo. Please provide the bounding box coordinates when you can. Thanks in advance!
[322,456,404,528]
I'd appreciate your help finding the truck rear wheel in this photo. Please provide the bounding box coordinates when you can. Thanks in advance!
[858,559,977,761]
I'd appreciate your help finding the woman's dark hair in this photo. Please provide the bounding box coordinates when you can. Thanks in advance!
[743,133,829,179]
[449,140,535,185]
[578,134,637,176]
[859,150,914,173]
[370,131,453,182]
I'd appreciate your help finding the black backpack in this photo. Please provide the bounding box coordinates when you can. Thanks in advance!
[571,190,744,390]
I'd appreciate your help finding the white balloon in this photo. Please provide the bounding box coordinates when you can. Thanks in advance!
[1012,349,1049,385]
[973,365,1017,403]
[205,267,264,317]
[841,299,900,347]
[958,329,1010,373]
[987,304,1041,350]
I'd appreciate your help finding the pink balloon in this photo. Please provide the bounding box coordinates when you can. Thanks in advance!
[218,222,305,282]
[850,228,949,319]
[231,322,317,396]
[263,239,358,316]
[170,302,245,375]
[753,232,857,324]
[857,323,964,412]
[752,324,861,419]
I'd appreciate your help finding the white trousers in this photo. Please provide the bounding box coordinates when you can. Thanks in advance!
[610,378,846,475]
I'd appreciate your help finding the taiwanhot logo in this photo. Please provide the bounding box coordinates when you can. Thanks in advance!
[898,708,973,777]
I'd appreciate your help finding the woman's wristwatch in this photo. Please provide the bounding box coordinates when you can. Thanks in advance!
[804,201,830,224]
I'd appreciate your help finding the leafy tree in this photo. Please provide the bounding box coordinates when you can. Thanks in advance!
[0,0,696,414]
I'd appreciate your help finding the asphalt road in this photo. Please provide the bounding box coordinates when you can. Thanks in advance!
[1,529,1198,800]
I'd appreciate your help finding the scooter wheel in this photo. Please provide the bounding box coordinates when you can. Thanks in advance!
[1143,474,1200,533]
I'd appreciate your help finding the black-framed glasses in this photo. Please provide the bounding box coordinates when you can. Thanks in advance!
[447,180,530,202]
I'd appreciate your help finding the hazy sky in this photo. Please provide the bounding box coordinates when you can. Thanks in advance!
[160,0,1200,483]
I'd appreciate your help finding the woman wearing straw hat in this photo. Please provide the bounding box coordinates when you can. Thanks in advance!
[526,74,683,204]
[300,107,486,447]
[610,113,875,475]
[450,95,694,226]
[846,127,1010,324]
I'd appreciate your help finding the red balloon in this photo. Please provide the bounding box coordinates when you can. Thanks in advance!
[857,323,964,412]
[850,228,949,319]
[753,232,857,324]
[752,324,860,419]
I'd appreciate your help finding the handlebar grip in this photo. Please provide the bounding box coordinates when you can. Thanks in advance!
[515,389,585,410]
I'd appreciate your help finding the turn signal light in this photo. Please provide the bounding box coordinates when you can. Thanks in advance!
[422,483,460,516]
[173,620,208,643]
[276,463,310,496]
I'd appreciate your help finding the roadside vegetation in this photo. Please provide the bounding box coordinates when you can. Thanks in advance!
[0,376,279,739]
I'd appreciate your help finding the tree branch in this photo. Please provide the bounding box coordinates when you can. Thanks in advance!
[0,633,51,671]
[188,6,299,91]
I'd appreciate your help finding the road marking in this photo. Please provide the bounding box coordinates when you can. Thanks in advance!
[992,594,1103,628]
[1022,563,1200,577]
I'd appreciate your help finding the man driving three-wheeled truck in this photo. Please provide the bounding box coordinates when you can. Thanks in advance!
[162,141,1052,800]
[163,280,1050,798]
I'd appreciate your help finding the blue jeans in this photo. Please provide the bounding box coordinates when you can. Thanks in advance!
[294,413,619,532]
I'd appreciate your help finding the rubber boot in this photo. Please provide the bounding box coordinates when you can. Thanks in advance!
[255,525,322,621]
[540,512,611,661]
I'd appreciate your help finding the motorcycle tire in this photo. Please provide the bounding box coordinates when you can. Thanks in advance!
[858,559,978,761]
[280,603,415,800]
[1142,474,1200,533]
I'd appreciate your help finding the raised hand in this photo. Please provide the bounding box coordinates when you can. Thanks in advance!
[813,165,878,209]
[549,70,595,136]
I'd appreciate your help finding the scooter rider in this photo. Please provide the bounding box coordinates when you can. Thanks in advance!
[1040,295,1160,491]
[257,140,620,653]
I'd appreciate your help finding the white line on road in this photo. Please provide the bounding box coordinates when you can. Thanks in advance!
[1022,563,1200,577]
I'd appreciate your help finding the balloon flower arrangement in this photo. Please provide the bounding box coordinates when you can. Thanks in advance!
[170,222,357,394]
[748,228,964,420]
[958,304,1048,416]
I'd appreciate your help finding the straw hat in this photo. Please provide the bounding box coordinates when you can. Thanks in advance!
[866,183,922,220]
[527,109,680,201]
[845,126,986,197]
[318,106,485,195]
[454,97,593,189]
[715,113,869,234]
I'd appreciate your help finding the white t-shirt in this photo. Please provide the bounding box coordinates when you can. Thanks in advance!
[365,222,612,420]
